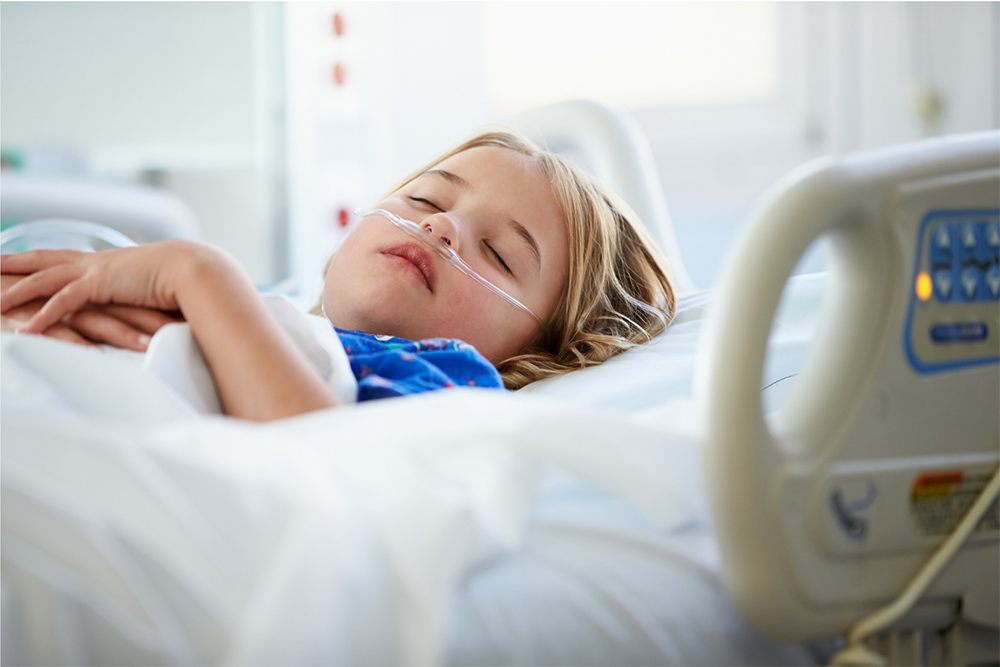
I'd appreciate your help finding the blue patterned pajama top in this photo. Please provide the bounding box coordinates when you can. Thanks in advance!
[335,328,505,401]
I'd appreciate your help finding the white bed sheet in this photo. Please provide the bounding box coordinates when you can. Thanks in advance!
[1,275,828,666]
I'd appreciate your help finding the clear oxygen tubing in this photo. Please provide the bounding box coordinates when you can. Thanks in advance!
[354,208,545,326]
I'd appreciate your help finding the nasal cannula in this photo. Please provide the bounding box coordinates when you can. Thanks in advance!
[354,208,544,326]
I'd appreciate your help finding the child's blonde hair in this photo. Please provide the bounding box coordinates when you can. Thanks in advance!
[317,129,677,389]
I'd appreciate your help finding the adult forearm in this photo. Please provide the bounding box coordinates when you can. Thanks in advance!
[176,245,342,421]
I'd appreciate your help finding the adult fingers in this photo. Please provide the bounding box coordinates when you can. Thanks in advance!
[17,278,96,335]
[99,304,184,334]
[0,249,87,274]
[68,309,153,351]
[0,264,82,313]
[3,304,97,348]
[42,323,101,349]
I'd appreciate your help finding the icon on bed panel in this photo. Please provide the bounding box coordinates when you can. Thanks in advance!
[975,221,993,261]
[988,221,1000,301]
[960,266,982,301]
[829,483,876,542]
[987,265,1000,300]
[987,221,1000,254]
[930,223,954,271]
[933,269,953,302]
[958,221,979,265]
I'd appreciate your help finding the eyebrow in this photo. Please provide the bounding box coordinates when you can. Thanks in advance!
[422,169,470,188]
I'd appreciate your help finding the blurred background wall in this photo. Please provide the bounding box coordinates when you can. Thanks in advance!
[2,2,997,292]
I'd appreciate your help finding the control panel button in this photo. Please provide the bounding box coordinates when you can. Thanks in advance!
[975,221,994,263]
[987,221,1000,253]
[933,269,953,301]
[987,265,1000,300]
[961,266,981,300]
[987,221,1000,303]
[958,222,979,265]
[930,322,989,344]
[930,223,954,269]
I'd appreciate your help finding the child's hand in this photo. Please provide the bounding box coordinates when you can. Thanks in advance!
[0,242,198,338]
[1,274,181,350]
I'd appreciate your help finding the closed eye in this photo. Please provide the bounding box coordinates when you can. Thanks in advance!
[486,242,513,276]
[409,196,443,212]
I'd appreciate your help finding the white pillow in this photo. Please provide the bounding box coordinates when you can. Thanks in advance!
[519,273,826,415]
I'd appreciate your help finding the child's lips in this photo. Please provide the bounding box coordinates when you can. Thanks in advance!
[382,243,437,291]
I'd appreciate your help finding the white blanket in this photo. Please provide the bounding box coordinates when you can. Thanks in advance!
[1,277,827,666]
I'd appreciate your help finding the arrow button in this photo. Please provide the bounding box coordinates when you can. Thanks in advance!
[934,270,952,301]
[961,267,979,299]
[964,224,977,248]
[989,223,1000,248]
[988,266,1000,300]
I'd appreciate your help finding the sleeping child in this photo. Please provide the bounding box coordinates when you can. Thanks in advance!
[0,129,676,420]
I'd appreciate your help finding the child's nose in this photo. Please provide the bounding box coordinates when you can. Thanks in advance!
[420,214,459,251]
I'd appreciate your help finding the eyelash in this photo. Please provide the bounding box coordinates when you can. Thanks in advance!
[409,195,513,276]
[486,242,512,275]
[409,196,442,211]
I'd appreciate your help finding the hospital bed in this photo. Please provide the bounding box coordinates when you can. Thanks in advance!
[1,102,997,666]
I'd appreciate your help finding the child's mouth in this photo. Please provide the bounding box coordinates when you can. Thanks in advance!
[383,243,437,292]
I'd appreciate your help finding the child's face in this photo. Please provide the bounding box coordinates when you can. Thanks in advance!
[322,146,570,363]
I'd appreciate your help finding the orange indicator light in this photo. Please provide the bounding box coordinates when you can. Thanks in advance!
[916,271,932,301]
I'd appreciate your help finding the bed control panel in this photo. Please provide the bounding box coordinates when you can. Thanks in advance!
[905,209,1000,373]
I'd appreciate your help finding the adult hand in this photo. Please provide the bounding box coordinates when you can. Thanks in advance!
[4,242,342,420]
[0,242,198,333]
[1,273,182,351]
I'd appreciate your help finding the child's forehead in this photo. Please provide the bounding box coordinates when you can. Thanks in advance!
[433,146,540,179]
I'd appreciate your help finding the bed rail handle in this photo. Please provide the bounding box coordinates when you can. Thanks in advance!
[695,131,1000,639]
